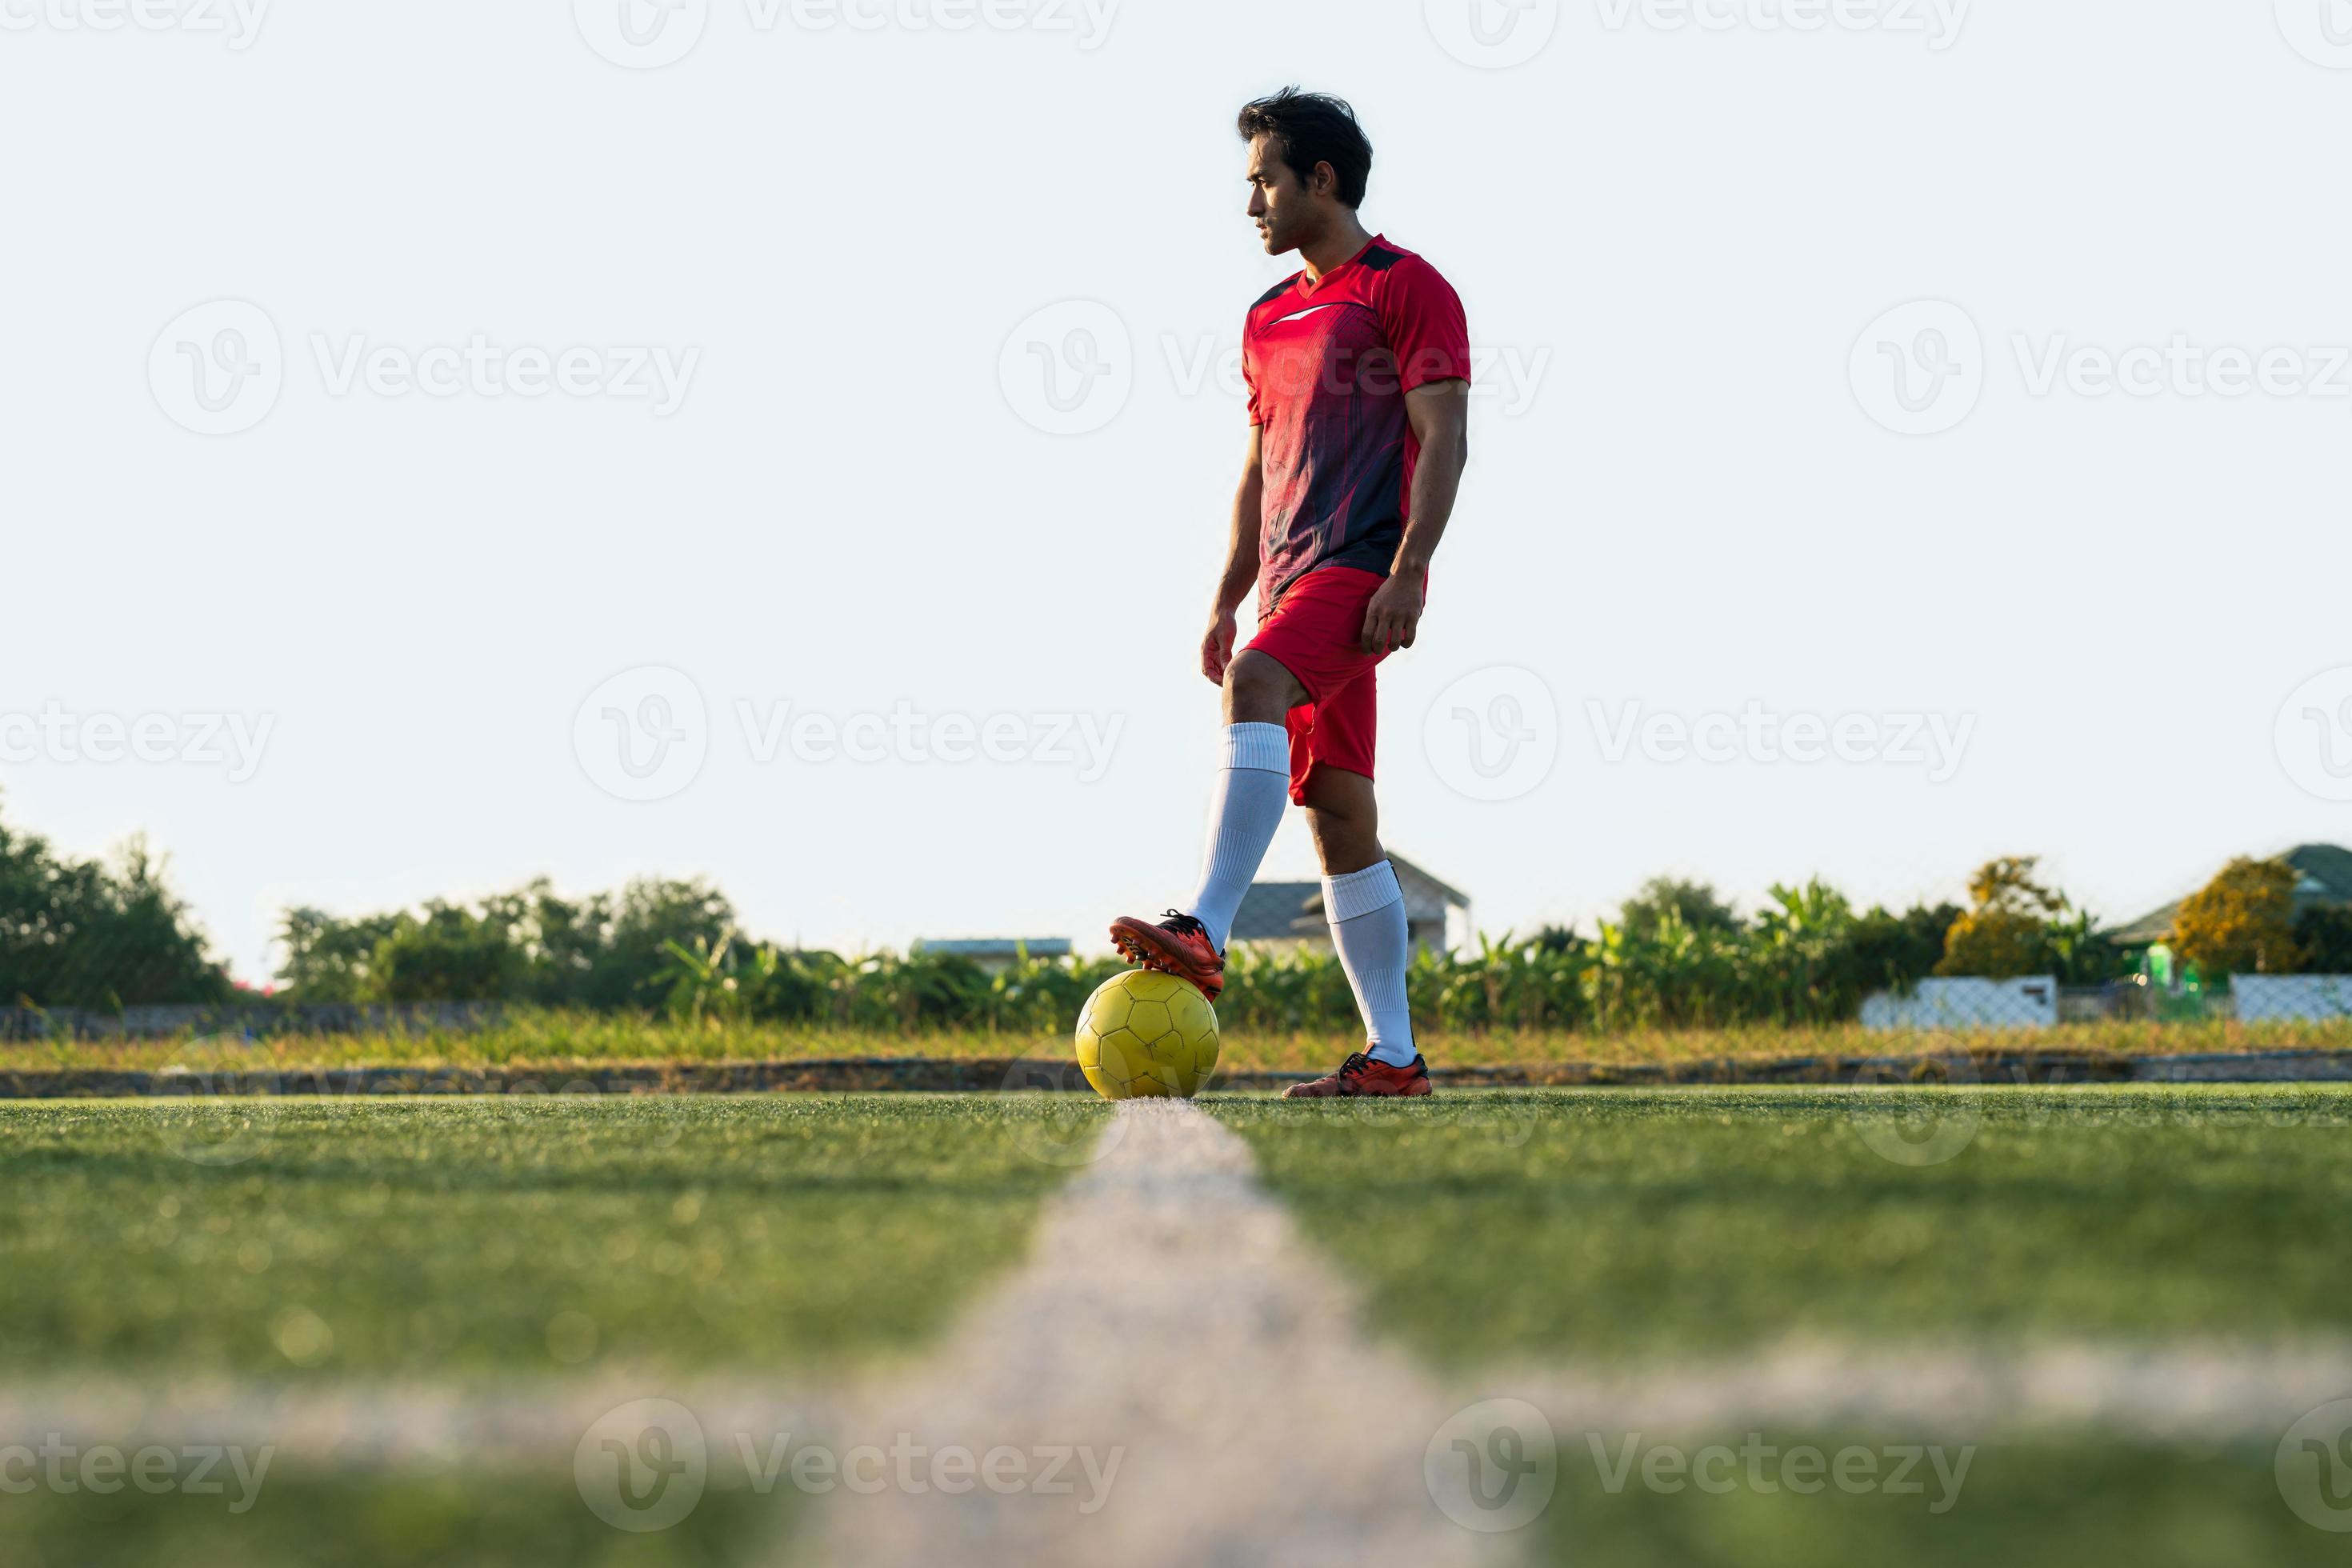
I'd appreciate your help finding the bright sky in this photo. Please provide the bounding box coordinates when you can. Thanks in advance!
[6,0,2350,982]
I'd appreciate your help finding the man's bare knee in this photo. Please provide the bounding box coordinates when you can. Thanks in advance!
[1223,651,1303,725]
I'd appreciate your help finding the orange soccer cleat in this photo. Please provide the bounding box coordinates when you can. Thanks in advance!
[1107,910,1226,1002]
[1282,1050,1434,1099]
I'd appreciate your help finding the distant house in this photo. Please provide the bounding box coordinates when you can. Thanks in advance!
[910,938,1072,974]
[2107,843,2352,947]
[1226,854,1471,956]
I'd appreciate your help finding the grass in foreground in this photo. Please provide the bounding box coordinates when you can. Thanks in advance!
[6,1010,2345,1077]
[1546,1433,2335,1567]
[0,1469,793,1568]
[1212,1085,2352,1367]
[0,1095,1106,1380]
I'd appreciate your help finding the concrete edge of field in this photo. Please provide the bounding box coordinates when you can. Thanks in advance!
[5,1049,2352,1099]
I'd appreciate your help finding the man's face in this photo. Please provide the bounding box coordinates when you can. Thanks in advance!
[1245,133,1321,257]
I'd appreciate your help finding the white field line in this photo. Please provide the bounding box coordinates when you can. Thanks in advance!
[1509,1341,2352,1446]
[810,1097,1507,1568]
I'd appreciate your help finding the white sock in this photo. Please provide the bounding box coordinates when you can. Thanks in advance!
[1326,860,1418,1067]
[1182,722,1291,954]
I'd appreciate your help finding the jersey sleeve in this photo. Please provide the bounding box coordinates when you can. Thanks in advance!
[1378,257,1472,394]
[1242,322,1264,426]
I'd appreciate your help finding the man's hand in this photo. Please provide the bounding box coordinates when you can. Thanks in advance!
[1359,571,1425,656]
[1202,610,1240,685]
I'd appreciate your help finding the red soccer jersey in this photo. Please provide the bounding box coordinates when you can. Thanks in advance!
[1242,235,1470,614]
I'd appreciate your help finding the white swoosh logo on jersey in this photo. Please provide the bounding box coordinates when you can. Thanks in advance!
[1271,302,1342,326]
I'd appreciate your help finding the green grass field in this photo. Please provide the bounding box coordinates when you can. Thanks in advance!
[0,1096,1103,1378]
[6,1087,2347,1565]
[4,1009,2345,1077]
[1211,1085,2352,1365]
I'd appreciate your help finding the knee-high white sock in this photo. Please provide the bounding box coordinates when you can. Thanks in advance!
[1326,860,1418,1066]
[1182,722,1291,954]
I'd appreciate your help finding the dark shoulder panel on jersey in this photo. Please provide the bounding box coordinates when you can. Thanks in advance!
[1252,275,1299,309]
[1358,242,1406,272]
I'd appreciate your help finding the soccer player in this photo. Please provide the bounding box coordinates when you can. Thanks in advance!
[1110,89,1471,1099]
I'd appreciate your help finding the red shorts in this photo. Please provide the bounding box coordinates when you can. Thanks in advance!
[1246,566,1393,806]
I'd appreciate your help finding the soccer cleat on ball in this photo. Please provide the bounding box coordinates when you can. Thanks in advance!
[1106,910,1226,1002]
[1074,968,1221,1101]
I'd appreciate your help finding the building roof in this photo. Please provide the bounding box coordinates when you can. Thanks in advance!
[2106,844,2352,946]
[1234,854,1473,942]
[1227,882,1322,942]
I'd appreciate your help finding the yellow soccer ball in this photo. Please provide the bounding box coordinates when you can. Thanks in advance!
[1074,969,1220,1100]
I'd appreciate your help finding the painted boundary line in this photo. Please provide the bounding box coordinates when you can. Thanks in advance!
[6,1050,2352,1099]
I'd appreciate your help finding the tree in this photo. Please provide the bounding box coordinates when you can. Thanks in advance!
[1848,902,1962,990]
[1618,878,1740,942]
[1936,857,2066,978]
[2297,904,2352,974]
[0,806,228,1010]
[2172,857,2300,978]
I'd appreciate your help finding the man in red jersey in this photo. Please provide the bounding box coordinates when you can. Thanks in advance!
[1111,89,1471,1099]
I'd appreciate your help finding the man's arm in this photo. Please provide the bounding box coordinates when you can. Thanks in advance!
[1360,378,1469,656]
[1202,425,1266,685]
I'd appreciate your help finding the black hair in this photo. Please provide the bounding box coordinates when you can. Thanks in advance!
[1237,88,1372,210]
